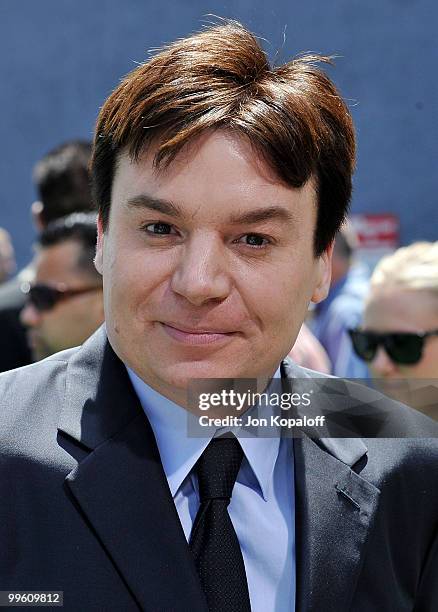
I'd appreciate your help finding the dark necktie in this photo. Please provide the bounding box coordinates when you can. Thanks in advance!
[189,437,252,612]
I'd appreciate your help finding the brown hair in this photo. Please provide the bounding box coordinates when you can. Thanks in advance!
[34,140,94,225]
[92,20,355,255]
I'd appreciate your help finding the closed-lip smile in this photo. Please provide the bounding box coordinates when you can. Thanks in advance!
[159,322,236,345]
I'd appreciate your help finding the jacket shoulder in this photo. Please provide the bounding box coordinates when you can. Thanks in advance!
[0,347,79,444]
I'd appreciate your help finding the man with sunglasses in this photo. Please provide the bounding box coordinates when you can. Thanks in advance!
[20,212,104,360]
[0,140,95,373]
[350,241,438,419]
[0,21,437,612]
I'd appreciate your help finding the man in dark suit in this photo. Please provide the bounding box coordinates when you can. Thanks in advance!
[1,20,437,611]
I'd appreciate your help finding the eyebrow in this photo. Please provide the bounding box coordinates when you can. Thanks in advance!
[126,195,183,218]
[127,194,296,226]
[228,206,295,225]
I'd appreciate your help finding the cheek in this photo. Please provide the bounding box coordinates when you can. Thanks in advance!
[240,262,312,335]
[104,245,173,324]
[415,343,438,377]
[41,309,70,339]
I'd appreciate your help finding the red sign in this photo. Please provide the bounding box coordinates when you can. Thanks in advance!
[351,213,399,249]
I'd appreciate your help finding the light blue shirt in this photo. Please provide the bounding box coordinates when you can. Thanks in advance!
[127,366,296,612]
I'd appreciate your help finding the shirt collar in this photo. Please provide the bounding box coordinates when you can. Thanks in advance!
[127,366,282,502]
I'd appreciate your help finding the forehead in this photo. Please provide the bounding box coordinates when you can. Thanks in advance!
[365,286,438,331]
[111,131,317,226]
[35,240,83,284]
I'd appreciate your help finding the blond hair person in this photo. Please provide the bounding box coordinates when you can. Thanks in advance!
[350,241,438,418]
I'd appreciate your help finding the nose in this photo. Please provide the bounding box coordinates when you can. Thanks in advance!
[369,346,398,377]
[20,302,42,328]
[170,233,232,306]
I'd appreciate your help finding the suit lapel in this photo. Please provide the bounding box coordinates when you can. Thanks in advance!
[57,328,208,612]
[281,359,381,612]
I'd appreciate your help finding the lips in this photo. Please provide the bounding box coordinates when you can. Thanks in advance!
[159,322,236,345]
[162,321,233,334]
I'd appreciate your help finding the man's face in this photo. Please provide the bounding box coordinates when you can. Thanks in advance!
[21,240,104,360]
[364,285,438,380]
[96,131,332,405]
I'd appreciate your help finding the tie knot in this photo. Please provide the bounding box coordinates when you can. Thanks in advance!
[196,437,243,502]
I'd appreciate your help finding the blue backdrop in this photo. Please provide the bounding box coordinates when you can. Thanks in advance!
[1,0,436,266]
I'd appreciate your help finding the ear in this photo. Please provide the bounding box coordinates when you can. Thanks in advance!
[94,214,104,275]
[31,201,45,231]
[310,241,334,304]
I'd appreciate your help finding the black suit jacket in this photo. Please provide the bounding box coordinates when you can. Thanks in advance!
[0,326,437,611]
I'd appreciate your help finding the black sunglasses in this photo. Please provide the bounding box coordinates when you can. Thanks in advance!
[348,328,438,365]
[21,282,101,313]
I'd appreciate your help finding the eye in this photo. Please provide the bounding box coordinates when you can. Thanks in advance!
[142,222,177,235]
[235,233,270,248]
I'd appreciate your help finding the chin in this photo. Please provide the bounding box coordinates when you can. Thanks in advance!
[152,357,252,390]
[165,360,234,384]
